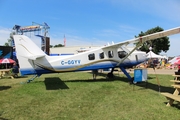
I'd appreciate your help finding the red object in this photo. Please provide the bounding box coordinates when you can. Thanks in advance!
[0,58,15,64]
[174,59,180,65]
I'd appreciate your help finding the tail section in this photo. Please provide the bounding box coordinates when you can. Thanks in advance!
[13,35,46,75]
[13,35,46,60]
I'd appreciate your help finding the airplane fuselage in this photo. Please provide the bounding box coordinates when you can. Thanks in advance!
[20,47,147,76]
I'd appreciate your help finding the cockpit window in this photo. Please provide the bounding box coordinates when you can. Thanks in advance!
[99,52,104,59]
[118,51,128,59]
[108,51,113,58]
[88,53,95,60]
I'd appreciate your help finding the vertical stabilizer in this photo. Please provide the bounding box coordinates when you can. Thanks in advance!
[13,35,46,75]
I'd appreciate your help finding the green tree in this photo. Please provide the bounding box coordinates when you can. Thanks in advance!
[4,42,9,46]
[135,26,170,54]
[54,44,64,47]
[50,45,53,48]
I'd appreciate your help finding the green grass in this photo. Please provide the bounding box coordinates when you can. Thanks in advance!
[0,71,180,120]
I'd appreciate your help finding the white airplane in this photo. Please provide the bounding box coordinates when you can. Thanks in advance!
[13,26,180,82]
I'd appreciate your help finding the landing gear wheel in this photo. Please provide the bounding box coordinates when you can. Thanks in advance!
[107,72,114,79]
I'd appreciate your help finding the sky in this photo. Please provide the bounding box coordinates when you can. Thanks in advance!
[0,0,180,57]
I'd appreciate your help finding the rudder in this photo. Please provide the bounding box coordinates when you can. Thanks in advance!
[13,35,46,75]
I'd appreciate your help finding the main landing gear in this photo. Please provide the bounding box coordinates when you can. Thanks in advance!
[107,67,133,83]
[107,68,114,79]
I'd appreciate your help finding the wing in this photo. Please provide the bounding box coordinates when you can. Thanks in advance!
[101,26,180,66]
[102,26,180,49]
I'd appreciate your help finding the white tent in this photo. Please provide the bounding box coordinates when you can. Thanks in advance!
[147,51,163,59]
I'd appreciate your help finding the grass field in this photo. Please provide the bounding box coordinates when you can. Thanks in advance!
[0,71,180,120]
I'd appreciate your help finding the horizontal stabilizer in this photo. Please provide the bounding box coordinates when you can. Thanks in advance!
[25,55,45,60]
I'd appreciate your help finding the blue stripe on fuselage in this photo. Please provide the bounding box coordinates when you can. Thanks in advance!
[19,60,143,76]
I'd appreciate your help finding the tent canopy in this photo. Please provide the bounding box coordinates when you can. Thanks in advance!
[147,51,163,59]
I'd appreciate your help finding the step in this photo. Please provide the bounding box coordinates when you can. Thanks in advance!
[161,92,180,102]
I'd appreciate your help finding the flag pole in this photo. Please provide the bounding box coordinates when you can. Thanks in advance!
[64,34,66,47]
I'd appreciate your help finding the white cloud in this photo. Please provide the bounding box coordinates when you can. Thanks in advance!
[118,25,140,33]
[50,34,106,47]
[0,27,11,45]
[0,26,106,48]
[92,25,138,43]
[96,29,121,38]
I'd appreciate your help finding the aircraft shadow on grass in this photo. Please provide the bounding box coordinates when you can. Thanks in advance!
[132,81,175,93]
[63,72,127,83]
[43,72,180,108]
[0,86,11,91]
[39,71,175,94]
[0,117,9,120]
[63,72,175,93]
[44,77,69,90]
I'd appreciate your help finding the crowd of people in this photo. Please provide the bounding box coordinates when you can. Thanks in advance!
[136,58,170,69]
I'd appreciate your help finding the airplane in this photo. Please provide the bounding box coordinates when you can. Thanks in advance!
[13,26,180,82]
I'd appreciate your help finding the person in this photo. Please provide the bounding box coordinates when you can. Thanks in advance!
[161,59,165,67]
[92,69,98,80]
[11,62,19,78]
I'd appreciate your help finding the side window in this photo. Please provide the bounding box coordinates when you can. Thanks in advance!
[99,52,104,59]
[88,53,95,60]
[118,51,128,59]
[108,51,113,58]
